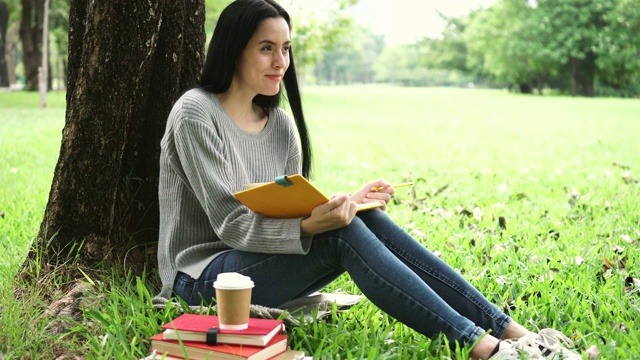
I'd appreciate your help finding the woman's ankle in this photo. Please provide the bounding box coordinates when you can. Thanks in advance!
[500,320,531,340]
[470,335,500,360]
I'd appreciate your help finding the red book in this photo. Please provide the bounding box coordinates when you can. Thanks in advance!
[150,333,288,360]
[161,314,285,347]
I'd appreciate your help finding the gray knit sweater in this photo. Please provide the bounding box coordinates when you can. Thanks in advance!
[157,88,312,298]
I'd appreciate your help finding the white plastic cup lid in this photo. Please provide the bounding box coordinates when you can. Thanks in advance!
[213,272,254,290]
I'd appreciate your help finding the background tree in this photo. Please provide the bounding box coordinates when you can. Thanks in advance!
[315,27,383,84]
[420,0,640,97]
[419,11,474,75]
[19,0,43,90]
[0,0,9,86]
[290,0,359,82]
[594,0,640,96]
[532,0,614,96]
[49,0,68,89]
[2,0,22,86]
[18,0,206,287]
[463,1,557,93]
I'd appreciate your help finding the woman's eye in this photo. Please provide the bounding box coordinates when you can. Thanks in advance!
[282,46,291,53]
[262,45,272,52]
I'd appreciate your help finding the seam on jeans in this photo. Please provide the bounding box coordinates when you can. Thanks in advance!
[376,233,508,326]
[221,253,283,275]
[330,235,474,341]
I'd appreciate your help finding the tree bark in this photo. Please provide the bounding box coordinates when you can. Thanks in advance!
[0,1,9,87]
[54,31,66,89]
[19,0,205,282]
[39,0,48,107]
[518,83,532,94]
[570,51,595,97]
[19,0,44,90]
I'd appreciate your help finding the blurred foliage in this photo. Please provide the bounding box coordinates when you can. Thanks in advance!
[289,0,359,82]
[3,0,637,97]
[204,0,233,44]
[421,0,640,97]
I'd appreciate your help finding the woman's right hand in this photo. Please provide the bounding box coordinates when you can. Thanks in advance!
[300,193,357,235]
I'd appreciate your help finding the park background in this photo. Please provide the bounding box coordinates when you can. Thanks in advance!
[1,0,639,358]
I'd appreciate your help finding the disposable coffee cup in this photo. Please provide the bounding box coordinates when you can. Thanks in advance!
[213,272,254,330]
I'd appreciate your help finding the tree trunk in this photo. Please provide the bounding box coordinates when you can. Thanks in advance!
[55,33,66,89]
[39,0,49,107]
[19,0,44,91]
[519,83,532,94]
[5,25,16,85]
[18,0,205,283]
[570,51,595,97]
[54,29,69,90]
[0,1,9,87]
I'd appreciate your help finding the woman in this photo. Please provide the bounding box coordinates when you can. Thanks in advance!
[157,1,581,359]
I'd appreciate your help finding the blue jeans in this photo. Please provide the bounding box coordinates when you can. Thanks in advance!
[173,209,511,347]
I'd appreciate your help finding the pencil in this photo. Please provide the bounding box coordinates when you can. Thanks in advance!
[371,182,414,191]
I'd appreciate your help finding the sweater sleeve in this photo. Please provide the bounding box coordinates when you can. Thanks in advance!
[171,105,310,255]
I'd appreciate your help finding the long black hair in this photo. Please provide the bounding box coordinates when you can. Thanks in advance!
[199,0,312,178]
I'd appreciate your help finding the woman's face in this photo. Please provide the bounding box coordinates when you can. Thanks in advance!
[234,17,291,97]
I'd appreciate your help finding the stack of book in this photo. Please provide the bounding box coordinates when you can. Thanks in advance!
[148,314,305,359]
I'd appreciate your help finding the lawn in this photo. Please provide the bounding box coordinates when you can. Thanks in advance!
[1,86,639,359]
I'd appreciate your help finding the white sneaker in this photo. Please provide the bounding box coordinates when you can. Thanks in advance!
[489,339,545,359]
[517,329,582,359]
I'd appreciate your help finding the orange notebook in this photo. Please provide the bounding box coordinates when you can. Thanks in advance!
[234,174,382,218]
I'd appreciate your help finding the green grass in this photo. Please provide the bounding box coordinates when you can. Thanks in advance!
[1,86,639,358]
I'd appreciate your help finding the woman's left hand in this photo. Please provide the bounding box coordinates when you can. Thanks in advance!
[350,179,395,211]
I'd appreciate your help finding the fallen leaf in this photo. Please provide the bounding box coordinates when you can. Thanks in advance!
[431,208,453,219]
[538,271,555,283]
[574,256,584,266]
[585,345,600,360]
[473,207,483,222]
[477,268,489,278]
[625,276,640,287]
[510,193,528,201]
[505,297,516,311]
[612,245,625,254]
[624,276,640,294]
[520,291,541,305]
[621,234,632,243]
[622,171,639,184]
[428,184,449,198]
[459,208,472,217]
[498,216,507,230]
[609,321,628,333]
[616,256,628,270]
[496,276,507,285]
[492,244,506,254]
[612,161,630,170]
